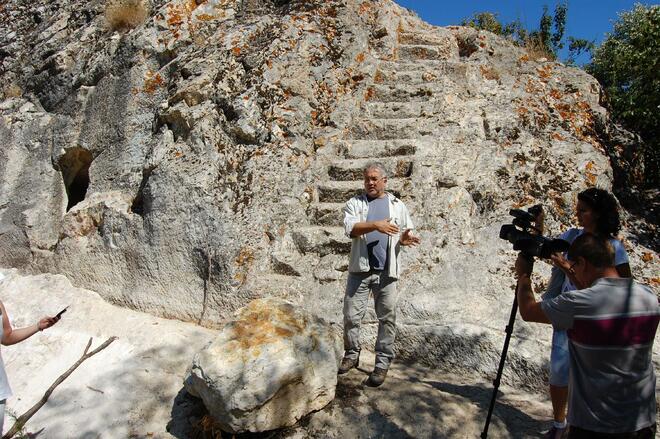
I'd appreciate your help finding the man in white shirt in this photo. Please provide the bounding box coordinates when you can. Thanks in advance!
[338,162,420,387]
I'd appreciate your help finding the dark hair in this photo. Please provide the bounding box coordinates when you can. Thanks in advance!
[567,233,615,268]
[577,188,621,238]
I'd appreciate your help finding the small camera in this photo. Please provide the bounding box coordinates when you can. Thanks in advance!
[499,205,569,258]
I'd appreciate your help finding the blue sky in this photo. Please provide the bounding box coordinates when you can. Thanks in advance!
[392,1,658,64]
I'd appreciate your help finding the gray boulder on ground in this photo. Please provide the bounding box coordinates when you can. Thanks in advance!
[185,297,343,433]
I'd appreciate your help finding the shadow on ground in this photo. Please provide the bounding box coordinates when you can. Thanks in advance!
[165,351,551,439]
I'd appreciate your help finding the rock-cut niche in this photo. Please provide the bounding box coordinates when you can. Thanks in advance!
[59,148,93,211]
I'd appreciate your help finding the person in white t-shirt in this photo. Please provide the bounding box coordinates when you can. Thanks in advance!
[534,188,632,439]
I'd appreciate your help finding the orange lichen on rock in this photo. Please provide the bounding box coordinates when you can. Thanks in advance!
[359,1,372,15]
[235,247,254,267]
[230,301,308,351]
[143,70,165,93]
[233,247,254,285]
[548,89,562,100]
[512,195,536,209]
[480,65,500,81]
[165,0,201,38]
[364,87,375,101]
[584,161,598,186]
[537,64,553,83]
[524,78,544,94]
[549,191,567,216]
[196,13,217,21]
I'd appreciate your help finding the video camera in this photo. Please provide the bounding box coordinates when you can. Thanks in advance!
[499,205,569,258]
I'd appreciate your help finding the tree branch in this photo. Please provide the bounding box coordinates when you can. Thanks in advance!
[2,336,118,439]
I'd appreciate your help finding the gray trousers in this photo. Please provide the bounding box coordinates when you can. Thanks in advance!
[343,271,398,369]
[0,399,5,434]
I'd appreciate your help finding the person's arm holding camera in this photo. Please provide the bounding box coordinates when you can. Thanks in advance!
[550,252,586,289]
[0,301,59,346]
[515,254,551,324]
[532,206,545,235]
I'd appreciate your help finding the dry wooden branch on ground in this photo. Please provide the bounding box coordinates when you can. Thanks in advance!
[2,336,118,439]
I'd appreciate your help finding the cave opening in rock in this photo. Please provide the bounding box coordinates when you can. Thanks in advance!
[59,148,93,211]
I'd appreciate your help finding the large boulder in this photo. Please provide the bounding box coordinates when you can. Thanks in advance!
[185,297,343,433]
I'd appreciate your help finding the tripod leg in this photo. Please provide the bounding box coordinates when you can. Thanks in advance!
[481,285,519,438]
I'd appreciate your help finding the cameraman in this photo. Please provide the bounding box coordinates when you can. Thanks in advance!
[514,233,659,438]
[535,188,631,439]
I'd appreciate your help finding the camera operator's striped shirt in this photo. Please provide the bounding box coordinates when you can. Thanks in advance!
[541,277,660,434]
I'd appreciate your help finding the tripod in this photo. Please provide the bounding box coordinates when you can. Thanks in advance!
[481,281,519,438]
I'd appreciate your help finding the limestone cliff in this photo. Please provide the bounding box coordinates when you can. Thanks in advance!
[1,0,658,389]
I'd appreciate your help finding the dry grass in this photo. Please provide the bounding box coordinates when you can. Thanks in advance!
[522,36,555,61]
[105,0,151,31]
[480,65,500,81]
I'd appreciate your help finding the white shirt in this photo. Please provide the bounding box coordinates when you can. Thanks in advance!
[343,192,414,279]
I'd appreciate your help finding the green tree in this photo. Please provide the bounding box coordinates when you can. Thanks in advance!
[551,2,567,53]
[461,12,529,41]
[526,2,568,58]
[566,37,595,65]
[587,4,660,187]
[461,12,503,35]
[461,3,591,63]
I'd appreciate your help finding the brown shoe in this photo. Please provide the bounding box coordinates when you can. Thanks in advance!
[338,356,359,374]
[366,367,388,387]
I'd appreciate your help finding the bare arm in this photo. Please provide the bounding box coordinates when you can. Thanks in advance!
[550,253,586,289]
[350,219,399,238]
[533,208,545,235]
[1,301,59,346]
[515,255,551,324]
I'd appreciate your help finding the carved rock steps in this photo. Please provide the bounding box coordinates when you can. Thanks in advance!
[348,117,437,140]
[316,179,407,203]
[338,139,419,159]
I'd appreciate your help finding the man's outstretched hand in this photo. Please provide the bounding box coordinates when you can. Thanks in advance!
[400,229,420,246]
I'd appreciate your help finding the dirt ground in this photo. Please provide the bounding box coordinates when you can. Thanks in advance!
[170,350,553,439]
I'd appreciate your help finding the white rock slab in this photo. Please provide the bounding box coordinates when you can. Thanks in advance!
[0,268,214,438]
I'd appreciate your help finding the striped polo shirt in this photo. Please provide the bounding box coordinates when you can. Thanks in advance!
[541,277,660,433]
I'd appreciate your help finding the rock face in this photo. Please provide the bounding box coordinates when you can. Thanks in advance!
[185,298,342,433]
[0,0,658,390]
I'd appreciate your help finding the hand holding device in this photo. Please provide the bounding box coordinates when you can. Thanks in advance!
[55,306,68,320]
